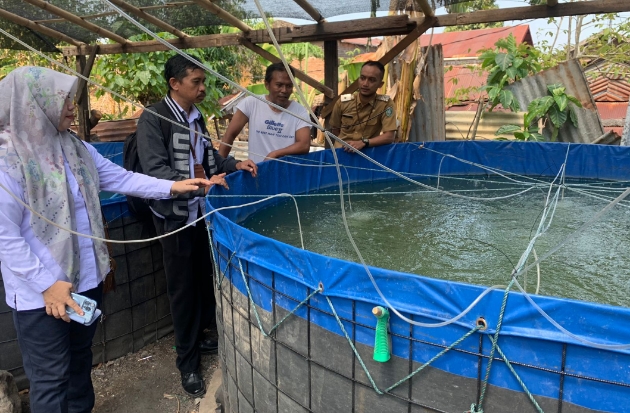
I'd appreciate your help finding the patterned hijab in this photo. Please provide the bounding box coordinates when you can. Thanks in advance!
[0,66,109,287]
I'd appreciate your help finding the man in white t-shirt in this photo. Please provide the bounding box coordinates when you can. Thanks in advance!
[219,63,311,163]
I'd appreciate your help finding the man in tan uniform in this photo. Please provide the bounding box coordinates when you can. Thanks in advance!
[330,61,397,152]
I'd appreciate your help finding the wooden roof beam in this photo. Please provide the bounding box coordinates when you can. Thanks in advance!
[247,15,416,44]
[33,2,197,24]
[321,16,436,117]
[547,0,559,6]
[62,0,629,55]
[22,0,129,45]
[240,39,334,98]
[433,0,630,27]
[414,0,434,17]
[0,8,84,47]
[191,0,252,32]
[62,15,416,55]
[292,0,325,23]
[62,32,242,56]
[107,0,189,39]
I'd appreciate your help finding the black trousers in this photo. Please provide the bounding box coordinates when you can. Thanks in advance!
[13,284,103,413]
[152,214,215,373]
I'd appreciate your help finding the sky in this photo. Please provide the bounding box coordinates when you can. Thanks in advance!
[284,0,630,52]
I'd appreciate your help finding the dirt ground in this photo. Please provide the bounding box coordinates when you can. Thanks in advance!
[19,333,219,413]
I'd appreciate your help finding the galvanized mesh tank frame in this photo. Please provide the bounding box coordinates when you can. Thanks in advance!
[212,238,628,413]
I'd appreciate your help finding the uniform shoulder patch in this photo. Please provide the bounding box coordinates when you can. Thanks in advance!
[385,106,394,117]
[376,94,390,102]
[340,94,353,102]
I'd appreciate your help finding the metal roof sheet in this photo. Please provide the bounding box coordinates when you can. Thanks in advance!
[507,59,604,143]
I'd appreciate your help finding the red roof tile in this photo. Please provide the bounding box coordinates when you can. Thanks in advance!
[596,102,629,120]
[589,76,630,102]
[419,26,533,58]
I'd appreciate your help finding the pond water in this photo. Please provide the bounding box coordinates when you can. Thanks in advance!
[241,176,630,308]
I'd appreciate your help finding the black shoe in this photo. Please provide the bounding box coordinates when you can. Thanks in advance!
[199,338,219,355]
[181,371,206,397]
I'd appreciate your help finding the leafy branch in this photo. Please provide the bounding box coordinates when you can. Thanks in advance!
[496,84,582,141]
[479,34,542,112]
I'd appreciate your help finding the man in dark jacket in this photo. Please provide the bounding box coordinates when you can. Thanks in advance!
[137,54,257,397]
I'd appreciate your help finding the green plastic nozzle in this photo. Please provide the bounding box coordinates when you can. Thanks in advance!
[372,306,391,363]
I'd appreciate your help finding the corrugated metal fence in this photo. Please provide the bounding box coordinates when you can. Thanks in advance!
[507,59,604,143]
[445,111,524,141]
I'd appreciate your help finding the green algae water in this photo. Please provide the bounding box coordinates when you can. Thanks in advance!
[241,177,630,308]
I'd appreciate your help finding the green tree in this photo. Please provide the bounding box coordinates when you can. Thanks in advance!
[92,27,247,118]
[479,33,541,112]
[496,84,582,141]
[533,4,630,76]
[0,49,59,80]
[576,20,630,78]
[444,0,503,32]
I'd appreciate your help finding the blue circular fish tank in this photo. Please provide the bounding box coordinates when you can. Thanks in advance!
[207,141,630,413]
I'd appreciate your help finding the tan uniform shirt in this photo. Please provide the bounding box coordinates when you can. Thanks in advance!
[329,93,396,147]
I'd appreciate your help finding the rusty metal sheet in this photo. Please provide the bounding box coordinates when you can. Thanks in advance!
[506,59,604,143]
[89,118,138,142]
[418,26,532,59]
[409,45,445,142]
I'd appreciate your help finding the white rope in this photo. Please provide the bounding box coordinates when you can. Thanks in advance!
[513,187,630,279]
[96,2,559,204]
[77,2,630,335]
[565,186,630,209]
[5,7,630,342]
[206,186,547,198]
[513,277,630,350]
[0,178,304,246]
[0,26,555,204]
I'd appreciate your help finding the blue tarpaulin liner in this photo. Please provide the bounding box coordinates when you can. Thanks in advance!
[92,142,124,166]
[207,141,630,412]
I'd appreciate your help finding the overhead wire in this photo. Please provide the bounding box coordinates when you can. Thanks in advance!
[0,25,563,200]
[3,5,630,345]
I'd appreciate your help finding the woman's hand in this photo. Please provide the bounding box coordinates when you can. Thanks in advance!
[43,281,82,323]
[170,178,214,196]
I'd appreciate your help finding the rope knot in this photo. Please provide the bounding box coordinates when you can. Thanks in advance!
[467,404,483,413]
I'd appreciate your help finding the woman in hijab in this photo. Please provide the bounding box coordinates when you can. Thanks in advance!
[0,66,224,413]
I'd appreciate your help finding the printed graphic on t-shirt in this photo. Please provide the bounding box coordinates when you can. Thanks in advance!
[260,120,292,139]
[236,95,311,163]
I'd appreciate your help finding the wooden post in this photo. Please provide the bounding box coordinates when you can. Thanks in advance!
[621,98,630,146]
[323,40,338,148]
[321,17,436,118]
[75,56,91,141]
[408,45,445,142]
[76,45,99,106]
[324,41,338,98]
